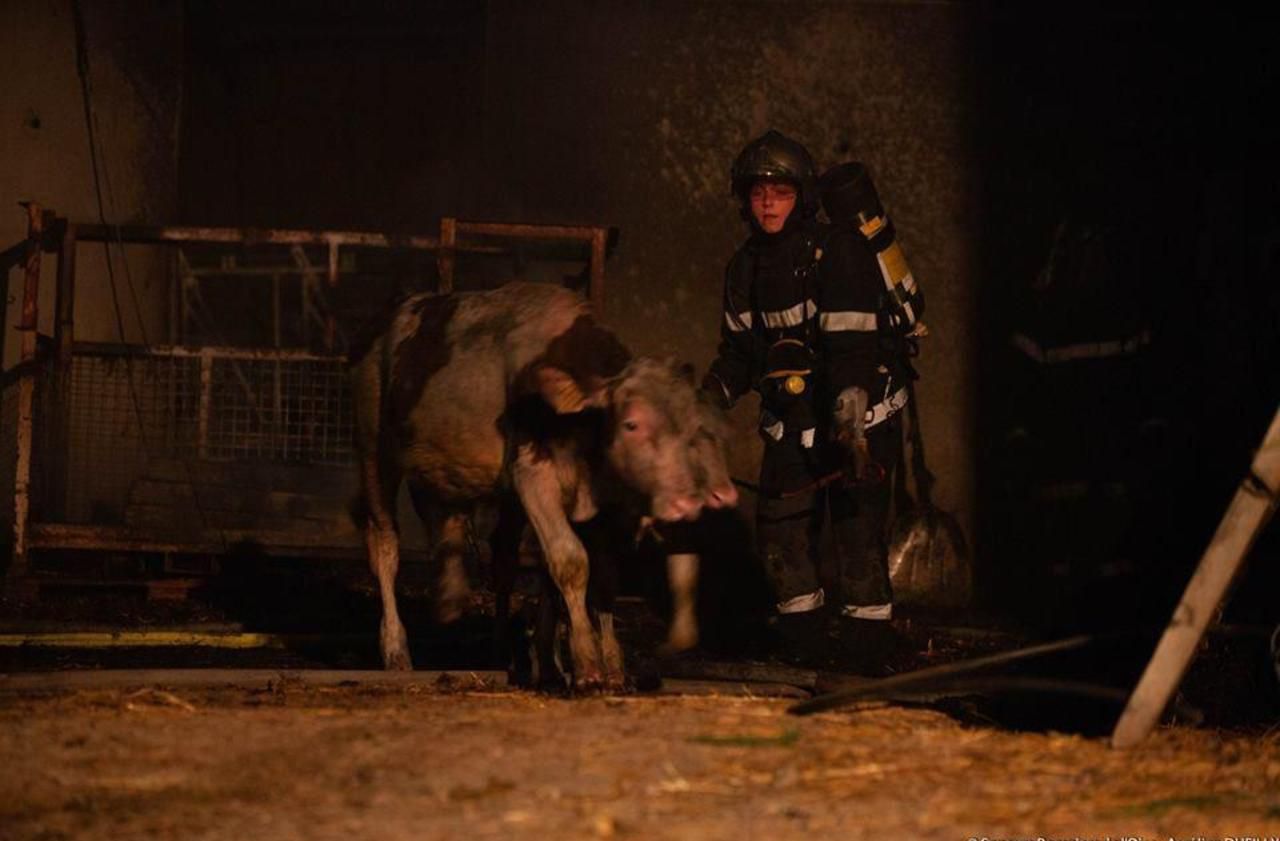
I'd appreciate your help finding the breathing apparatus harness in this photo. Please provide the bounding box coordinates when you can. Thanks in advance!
[820,161,927,365]
[719,222,825,457]
[721,161,925,497]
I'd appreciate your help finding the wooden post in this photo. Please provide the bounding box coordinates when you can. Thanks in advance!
[1110,406,1280,748]
[589,227,607,317]
[9,203,44,579]
[438,217,456,294]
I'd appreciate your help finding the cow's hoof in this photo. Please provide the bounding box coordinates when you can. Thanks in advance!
[603,673,633,694]
[656,640,687,658]
[573,671,607,694]
[383,648,413,671]
[658,625,698,657]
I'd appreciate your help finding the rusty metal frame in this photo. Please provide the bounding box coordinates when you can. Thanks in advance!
[7,203,50,578]
[3,212,617,567]
[443,218,613,313]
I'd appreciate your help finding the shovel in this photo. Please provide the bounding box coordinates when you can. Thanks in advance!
[887,380,972,608]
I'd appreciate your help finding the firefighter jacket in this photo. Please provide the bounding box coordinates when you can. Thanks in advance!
[705,218,920,442]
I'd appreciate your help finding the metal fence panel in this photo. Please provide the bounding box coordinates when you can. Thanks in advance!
[52,349,353,527]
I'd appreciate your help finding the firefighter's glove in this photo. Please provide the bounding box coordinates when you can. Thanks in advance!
[832,428,872,485]
[832,386,872,482]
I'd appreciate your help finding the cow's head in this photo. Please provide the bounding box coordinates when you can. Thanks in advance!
[558,358,737,521]
[526,313,737,519]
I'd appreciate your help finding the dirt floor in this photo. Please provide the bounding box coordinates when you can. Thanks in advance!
[2,680,1279,841]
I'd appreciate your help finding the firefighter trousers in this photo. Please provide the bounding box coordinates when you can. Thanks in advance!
[757,413,902,615]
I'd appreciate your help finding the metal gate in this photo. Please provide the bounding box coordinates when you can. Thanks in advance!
[1,204,613,577]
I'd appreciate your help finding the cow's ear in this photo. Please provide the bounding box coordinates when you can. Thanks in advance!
[534,365,607,414]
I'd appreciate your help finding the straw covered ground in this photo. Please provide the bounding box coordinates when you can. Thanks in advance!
[2,680,1278,840]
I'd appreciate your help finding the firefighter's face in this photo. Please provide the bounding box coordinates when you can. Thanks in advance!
[749,179,797,234]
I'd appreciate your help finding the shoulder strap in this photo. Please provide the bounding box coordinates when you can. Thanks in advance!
[797,224,828,348]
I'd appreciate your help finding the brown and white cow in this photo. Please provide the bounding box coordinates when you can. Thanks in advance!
[349,282,736,689]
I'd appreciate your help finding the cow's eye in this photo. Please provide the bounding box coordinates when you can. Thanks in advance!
[623,420,640,432]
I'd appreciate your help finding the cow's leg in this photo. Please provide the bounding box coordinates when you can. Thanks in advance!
[435,511,472,623]
[661,552,701,654]
[596,611,626,691]
[361,452,410,671]
[408,484,472,624]
[512,450,603,690]
[579,518,626,690]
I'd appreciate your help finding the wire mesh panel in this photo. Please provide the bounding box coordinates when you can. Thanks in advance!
[55,347,353,527]
[204,355,354,465]
[0,376,20,532]
[62,352,201,524]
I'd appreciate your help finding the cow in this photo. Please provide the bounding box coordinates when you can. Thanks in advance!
[349,281,737,690]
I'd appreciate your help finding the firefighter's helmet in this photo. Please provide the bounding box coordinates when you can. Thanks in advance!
[730,130,819,218]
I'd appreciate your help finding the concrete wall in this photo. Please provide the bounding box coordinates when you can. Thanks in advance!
[9,2,1275,608]
[1,0,183,364]
[2,0,182,529]
[476,2,979,534]
[179,0,980,543]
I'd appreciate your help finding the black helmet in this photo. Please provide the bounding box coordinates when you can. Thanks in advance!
[730,130,819,218]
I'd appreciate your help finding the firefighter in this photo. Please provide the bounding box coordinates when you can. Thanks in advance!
[701,130,924,668]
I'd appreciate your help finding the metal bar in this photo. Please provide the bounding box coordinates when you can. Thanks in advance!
[177,249,195,343]
[326,239,339,287]
[1111,406,1280,748]
[75,223,596,252]
[324,241,338,351]
[72,341,343,363]
[438,217,456,294]
[76,224,445,251]
[183,266,332,277]
[9,203,44,579]
[53,215,75,328]
[290,245,326,347]
[197,352,212,460]
[589,226,607,314]
[272,273,284,458]
[0,357,50,391]
[19,209,46,334]
[299,260,311,347]
[0,241,28,274]
[180,258,509,277]
[455,221,605,241]
[168,247,179,344]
